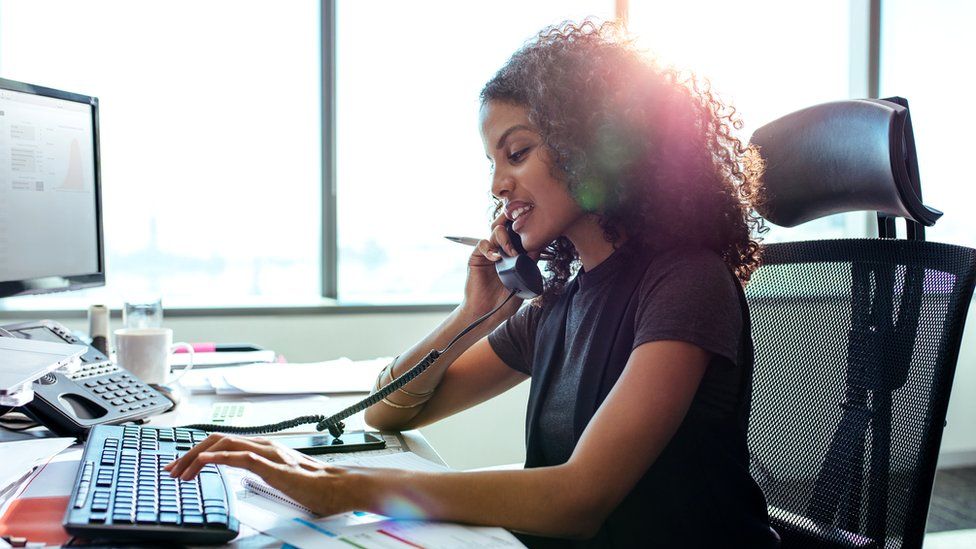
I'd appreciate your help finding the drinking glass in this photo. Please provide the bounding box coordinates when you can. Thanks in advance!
[122,298,164,330]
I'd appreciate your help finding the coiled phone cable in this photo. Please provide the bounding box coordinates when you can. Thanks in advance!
[181,289,519,439]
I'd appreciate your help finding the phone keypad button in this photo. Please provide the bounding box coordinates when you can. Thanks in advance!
[111,398,124,406]
[84,380,99,388]
[97,378,112,385]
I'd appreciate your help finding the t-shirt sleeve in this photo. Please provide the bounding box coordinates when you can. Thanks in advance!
[633,250,743,366]
[487,303,542,375]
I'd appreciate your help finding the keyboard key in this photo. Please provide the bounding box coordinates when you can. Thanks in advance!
[204,504,227,515]
[198,472,224,495]
[182,514,205,526]
[136,512,158,523]
[205,513,228,526]
[160,512,180,524]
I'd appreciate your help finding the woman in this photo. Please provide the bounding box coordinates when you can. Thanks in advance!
[167,20,777,547]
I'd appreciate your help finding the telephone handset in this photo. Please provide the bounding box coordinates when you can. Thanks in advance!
[494,221,544,299]
[1,320,172,438]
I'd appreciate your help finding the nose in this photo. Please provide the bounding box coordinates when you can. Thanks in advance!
[491,171,515,199]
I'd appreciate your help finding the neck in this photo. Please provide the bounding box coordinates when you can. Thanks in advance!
[565,214,626,271]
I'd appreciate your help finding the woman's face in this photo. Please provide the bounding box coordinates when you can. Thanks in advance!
[480,100,585,252]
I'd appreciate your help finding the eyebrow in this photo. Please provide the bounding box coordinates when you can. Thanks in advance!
[495,124,536,150]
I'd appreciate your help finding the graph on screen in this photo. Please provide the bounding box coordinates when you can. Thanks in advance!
[0,88,98,282]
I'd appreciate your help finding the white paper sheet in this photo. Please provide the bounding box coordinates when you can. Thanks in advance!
[0,439,76,515]
[220,358,391,395]
[0,438,74,494]
[327,451,450,472]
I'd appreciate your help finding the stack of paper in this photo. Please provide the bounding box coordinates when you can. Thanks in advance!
[178,357,391,395]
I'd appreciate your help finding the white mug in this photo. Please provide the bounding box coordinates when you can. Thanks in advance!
[114,327,194,386]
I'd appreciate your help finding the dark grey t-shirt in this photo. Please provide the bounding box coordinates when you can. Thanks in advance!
[488,244,744,465]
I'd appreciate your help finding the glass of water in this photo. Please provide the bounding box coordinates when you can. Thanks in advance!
[122,298,164,329]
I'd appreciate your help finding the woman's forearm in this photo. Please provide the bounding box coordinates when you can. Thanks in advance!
[352,465,603,540]
[364,305,505,431]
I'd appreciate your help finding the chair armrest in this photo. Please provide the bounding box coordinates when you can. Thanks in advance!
[769,506,878,549]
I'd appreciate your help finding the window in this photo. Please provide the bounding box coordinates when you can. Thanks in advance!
[4,1,953,311]
[881,0,976,248]
[628,0,867,244]
[335,0,615,304]
[0,0,321,309]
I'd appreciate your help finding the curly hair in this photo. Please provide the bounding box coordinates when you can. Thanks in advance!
[480,20,765,305]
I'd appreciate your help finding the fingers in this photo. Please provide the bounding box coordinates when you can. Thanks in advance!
[166,433,313,480]
[476,239,502,262]
[187,450,293,485]
[491,224,519,257]
[473,212,514,263]
[164,433,226,475]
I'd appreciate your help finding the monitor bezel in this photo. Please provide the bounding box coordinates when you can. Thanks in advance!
[0,77,105,298]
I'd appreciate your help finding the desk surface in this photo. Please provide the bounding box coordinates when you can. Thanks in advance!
[1,389,444,547]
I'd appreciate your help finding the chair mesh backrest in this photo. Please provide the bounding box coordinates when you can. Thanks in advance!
[745,239,976,549]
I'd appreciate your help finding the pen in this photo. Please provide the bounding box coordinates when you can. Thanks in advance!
[444,236,481,247]
[173,343,265,353]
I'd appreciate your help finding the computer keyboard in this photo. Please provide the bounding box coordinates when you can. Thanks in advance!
[64,424,239,544]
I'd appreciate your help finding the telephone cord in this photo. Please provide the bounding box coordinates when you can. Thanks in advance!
[180,289,519,438]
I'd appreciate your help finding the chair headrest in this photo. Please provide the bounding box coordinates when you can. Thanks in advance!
[749,98,942,228]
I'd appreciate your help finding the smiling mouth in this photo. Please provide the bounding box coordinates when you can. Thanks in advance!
[510,204,533,221]
[511,205,533,232]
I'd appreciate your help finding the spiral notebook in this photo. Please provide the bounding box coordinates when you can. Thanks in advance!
[240,477,313,514]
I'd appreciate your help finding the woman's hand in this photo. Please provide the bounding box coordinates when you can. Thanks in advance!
[163,434,363,516]
[461,213,541,318]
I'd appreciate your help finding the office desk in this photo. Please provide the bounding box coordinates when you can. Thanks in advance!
[145,390,444,465]
[1,388,445,547]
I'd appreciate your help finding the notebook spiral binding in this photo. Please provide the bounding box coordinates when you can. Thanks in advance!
[241,477,314,514]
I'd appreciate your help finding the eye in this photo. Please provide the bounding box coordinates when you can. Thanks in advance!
[509,147,531,163]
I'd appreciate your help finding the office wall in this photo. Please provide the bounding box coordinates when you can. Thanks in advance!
[21,302,976,471]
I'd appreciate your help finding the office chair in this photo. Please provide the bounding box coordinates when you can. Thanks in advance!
[743,98,976,549]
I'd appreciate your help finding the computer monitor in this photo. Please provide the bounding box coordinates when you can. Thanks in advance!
[0,77,104,298]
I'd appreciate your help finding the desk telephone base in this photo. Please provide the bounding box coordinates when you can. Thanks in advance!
[1,320,172,438]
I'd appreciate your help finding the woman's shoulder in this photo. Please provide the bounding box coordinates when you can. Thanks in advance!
[631,246,745,363]
[639,246,736,289]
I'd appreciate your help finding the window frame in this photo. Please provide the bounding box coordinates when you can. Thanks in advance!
[0,0,885,318]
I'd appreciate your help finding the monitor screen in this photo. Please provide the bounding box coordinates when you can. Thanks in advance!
[0,78,104,297]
